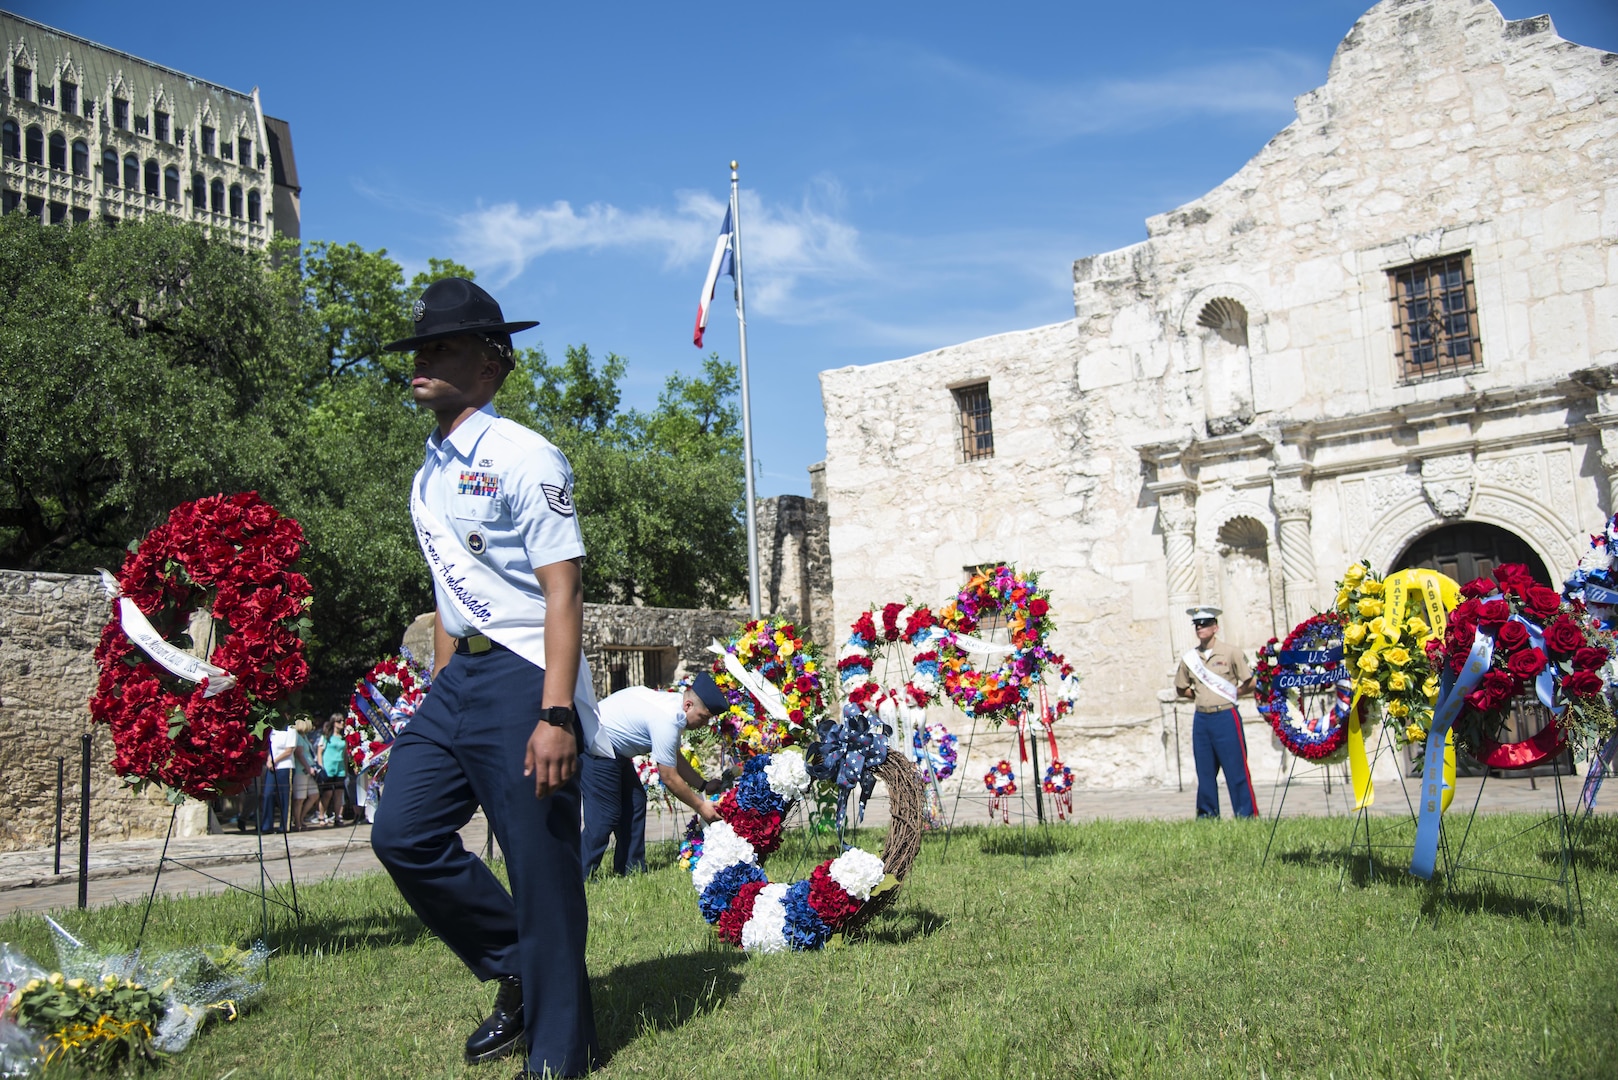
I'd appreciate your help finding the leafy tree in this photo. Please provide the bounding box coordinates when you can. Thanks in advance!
[0,215,746,703]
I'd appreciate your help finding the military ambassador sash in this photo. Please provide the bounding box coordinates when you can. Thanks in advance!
[1181,648,1239,705]
[410,482,610,759]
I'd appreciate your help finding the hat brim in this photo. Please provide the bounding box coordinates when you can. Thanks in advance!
[383,319,539,353]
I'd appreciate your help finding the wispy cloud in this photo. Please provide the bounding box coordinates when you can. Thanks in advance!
[451,183,866,315]
[873,44,1315,141]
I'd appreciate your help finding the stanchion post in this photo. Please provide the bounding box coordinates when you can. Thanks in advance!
[53,756,65,875]
[78,733,91,909]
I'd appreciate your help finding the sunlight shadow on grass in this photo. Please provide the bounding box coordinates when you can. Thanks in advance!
[976,825,1081,858]
[852,905,949,945]
[1275,845,1430,890]
[1429,879,1580,925]
[592,947,747,1059]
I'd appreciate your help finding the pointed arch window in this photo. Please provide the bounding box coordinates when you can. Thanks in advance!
[122,154,139,190]
[209,177,224,213]
[1,120,17,159]
[164,165,179,202]
[24,125,42,165]
[71,139,88,177]
[48,132,65,171]
[144,159,159,196]
[102,149,119,188]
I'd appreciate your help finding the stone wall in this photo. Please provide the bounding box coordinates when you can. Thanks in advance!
[818,0,1618,787]
[0,571,179,852]
[755,494,834,650]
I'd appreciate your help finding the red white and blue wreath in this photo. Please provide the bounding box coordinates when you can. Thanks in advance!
[837,602,945,709]
[910,721,958,782]
[1253,613,1353,762]
[688,751,895,952]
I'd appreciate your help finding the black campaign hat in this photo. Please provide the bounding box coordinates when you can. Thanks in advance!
[383,277,539,352]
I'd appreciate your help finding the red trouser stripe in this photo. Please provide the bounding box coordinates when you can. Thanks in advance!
[1231,707,1255,810]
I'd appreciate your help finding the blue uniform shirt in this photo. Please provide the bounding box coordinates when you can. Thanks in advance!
[416,404,586,639]
[596,687,687,766]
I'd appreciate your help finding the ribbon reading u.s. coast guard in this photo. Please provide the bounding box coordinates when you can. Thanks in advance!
[1410,628,1494,879]
[96,569,238,698]
[1182,648,1239,704]
[1346,567,1459,811]
[409,483,611,759]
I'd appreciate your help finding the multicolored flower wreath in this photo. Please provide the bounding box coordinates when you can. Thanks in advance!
[1565,512,1618,630]
[983,758,1017,821]
[937,564,1071,725]
[90,493,312,800]
[688,752,897,952]
[1042,760,1075,819]
[343,652,431,773]
[910,721,958,782]
[837,602,944,709]
[1254,613,1354,762]
[709,618,826,757]
[1434,563,1616,767]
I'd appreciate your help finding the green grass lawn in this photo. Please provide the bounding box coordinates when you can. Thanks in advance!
[3,813,1615,1079]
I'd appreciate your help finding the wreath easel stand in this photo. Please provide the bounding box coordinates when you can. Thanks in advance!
[1335,719,1432,888]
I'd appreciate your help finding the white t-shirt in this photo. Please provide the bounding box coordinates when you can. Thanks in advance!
[596,687,686,766]
[268,728,298,771]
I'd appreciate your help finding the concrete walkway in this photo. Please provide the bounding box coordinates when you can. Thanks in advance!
[1,772,1606,918]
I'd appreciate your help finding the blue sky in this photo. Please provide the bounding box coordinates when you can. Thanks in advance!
[18,1,1618,495]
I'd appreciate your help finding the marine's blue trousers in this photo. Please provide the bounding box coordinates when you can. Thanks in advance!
[1192,706,1257,819]
[371,646,599,1077]
[580,753,647,879]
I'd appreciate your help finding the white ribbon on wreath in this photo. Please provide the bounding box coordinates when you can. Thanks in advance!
[706,639,790,721]
[96,569,237,698]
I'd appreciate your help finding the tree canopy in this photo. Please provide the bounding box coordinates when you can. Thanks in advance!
[0,214,746,702]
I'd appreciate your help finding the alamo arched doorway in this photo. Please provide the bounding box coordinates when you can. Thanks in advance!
[1391,521,1551,585]
[1390,521,1564,773]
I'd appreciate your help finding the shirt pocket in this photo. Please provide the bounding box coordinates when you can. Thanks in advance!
[451,493,504,523]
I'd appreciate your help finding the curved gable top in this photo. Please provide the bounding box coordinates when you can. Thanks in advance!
[1136,0,1617,246]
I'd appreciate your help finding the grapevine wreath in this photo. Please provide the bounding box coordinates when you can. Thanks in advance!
[689,748,925,951]
[90,493,311,799]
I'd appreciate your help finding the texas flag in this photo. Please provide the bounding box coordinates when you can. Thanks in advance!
[693,205,734,347]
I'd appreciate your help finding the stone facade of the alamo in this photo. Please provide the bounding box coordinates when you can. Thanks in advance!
[818,0,1618,789]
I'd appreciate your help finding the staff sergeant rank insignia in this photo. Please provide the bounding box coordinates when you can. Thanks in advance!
[540,482,575,516]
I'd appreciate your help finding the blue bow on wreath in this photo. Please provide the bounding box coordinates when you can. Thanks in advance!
[807,705,891,840]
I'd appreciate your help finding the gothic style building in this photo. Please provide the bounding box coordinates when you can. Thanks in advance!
[818,0,1618,786]
[1,11,299,244]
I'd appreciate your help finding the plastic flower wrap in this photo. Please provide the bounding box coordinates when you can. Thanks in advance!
[1333,561,1446,747]
[710,618,826,756]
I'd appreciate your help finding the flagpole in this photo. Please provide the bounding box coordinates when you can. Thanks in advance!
[731,160,762,620]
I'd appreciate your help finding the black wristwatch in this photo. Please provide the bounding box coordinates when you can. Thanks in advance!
[539,705,577,730]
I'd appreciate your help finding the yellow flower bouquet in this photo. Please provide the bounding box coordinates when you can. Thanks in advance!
[1333,560,1450,747]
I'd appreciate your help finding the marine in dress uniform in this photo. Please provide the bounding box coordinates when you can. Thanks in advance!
[581,673,728,878]
[370,278,603,1078]
[1173,606,1258,819]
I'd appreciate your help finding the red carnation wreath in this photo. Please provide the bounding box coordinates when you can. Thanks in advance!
[90,492,312,799]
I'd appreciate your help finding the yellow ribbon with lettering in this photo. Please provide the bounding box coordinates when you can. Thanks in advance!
[1343,567,1460,810]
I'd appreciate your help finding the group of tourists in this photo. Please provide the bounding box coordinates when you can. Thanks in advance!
[256,714,351,833]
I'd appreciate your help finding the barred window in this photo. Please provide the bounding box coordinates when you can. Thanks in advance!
[1390,253,1482,381]
[953,382,994,462]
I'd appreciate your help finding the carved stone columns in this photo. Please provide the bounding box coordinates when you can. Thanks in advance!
[1270,473,1317,628]
[1156,486,1199,657]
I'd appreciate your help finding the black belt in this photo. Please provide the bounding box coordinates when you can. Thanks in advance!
[454,634,507,656]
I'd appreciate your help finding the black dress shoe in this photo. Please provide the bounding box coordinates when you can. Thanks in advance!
[465,976,524,1065]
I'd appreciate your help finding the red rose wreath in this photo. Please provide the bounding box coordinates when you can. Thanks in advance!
[90,493,312,799]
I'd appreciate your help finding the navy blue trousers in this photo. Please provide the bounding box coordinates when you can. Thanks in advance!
[1192,707,1257,819]
[370,647,599,1077]
[580,754,647,879]
[258,768,290,832]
